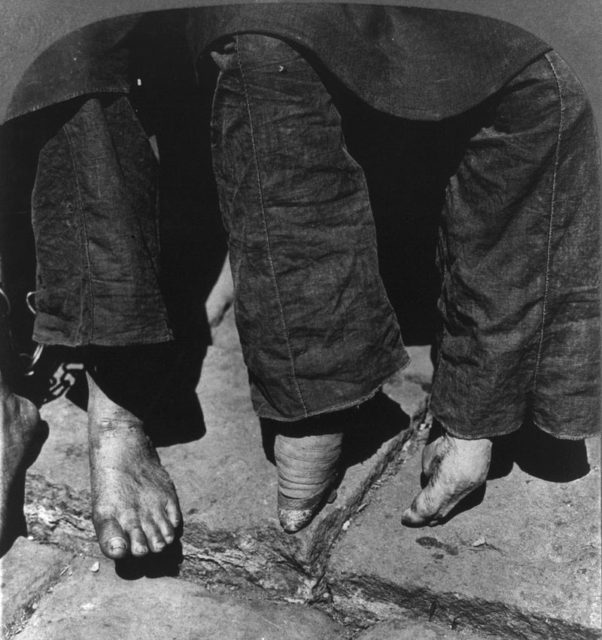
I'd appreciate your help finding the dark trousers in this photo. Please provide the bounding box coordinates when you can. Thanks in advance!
[28,37,600,439]
[209,35,600,438]
[31,95,172,347]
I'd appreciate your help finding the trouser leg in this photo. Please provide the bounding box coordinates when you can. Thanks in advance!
[31,95,172,347]
[431,51,600,439]
[210,34,407,421]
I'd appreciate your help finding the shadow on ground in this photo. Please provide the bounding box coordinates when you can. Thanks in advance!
[114,530,184,580]
[260,391,410,470]
[417,418,592,524]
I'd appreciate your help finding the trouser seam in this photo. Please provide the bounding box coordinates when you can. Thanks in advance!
[63,118,94,344]
[234,36,308,415]
[533,52,564,391]
[210,71,245,288]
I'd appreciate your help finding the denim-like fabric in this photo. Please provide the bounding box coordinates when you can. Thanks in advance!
[211,34,409,421]
[187,4,549,121]
[211,36,599,437]
[31,95,172,347]
[430,51,600,440]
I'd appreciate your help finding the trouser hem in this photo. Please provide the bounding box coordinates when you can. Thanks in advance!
[433,414,523,440]
[254,356,410,422]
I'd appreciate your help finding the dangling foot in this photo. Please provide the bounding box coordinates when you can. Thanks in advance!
[87,375,181,559]
[275,427,343,533]
[0,393,47,555]
[401,431,492,526]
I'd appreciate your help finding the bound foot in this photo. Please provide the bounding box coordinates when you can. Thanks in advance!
[402,431,492,526]
[87,376,181,559]
[275,428,343,533]
[0,393,47,555]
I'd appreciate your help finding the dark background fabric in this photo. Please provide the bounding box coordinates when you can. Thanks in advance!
[1,0,601,137]
[186,5,548,120]
[5,5,548,123]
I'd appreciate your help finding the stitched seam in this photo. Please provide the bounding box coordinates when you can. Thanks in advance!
[235,37,308,415]
[211,71,248,290]
[63,120,95,343]
[533,53,564,390]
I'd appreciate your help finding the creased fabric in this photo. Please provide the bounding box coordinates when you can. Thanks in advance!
[211,34,408,420]
[209,34,599,435]
[429,52,600,439]
[31,96,172,347]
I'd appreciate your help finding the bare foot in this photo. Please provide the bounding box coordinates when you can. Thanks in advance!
[87,375,181,559]
[401,431,492,526]
[0,393,47,554]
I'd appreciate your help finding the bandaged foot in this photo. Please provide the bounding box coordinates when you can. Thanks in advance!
[402,431,492,526]
[275,428,342,533]
[87,374,181,559]
[0,393,46,554]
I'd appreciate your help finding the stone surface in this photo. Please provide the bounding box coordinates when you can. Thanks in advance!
[167,312,430,540]
[12,309,601,640]
[24,309,431,597]
[327,430,601,640]
[35,393,89,492]
[356,618,502,640]
[14,555,345,640]
[0,537,73,637]
[382,345,433,421]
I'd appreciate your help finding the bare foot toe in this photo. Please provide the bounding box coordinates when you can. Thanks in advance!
[165,500,181,531]
[140,518,167,553]
[157,512,176,545]
[96,517,129,559]
[401,432,492,527]
[87,375,182,560]
[128,526,150,557]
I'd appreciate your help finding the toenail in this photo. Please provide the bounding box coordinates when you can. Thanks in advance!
[108,538,127,552]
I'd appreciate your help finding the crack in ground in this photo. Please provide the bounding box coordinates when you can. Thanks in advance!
[23,418,594,640]
[22,438,599,640]
[19,429,419,635]
[2,552,77,640]
[25,407,556,640]
[325,574,601,640]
